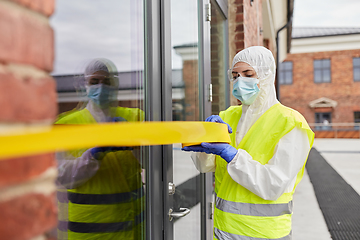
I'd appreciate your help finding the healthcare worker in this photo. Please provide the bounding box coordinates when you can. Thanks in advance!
[183,46,314,240]
[55,58,145,240]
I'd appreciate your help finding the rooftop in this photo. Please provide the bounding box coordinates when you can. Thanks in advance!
[53,69,184,92]
[292,27,360,39]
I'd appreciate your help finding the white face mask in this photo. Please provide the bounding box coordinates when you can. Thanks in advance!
[232,77,260,105]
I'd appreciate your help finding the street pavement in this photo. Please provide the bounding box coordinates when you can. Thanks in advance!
[293,138,360,240]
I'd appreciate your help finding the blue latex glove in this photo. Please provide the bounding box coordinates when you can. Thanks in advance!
[205,115,232,133]
[182,142,238,163]
[90,146,133,160]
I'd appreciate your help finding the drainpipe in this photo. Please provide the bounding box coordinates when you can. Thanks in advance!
[275,0,293,101]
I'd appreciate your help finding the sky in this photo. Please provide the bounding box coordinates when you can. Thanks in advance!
[50,0,360,75]
[50,0,197,75]
[293,0,360,27]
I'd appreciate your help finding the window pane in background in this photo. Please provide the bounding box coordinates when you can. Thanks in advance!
[322,59,331,68]
[279,72,285,84]
[354,68,360,81]
[314,69,322,82]
[323,69,331,82]
[314,60,322,69]
[285,71,292,84]
[355,112,360,123]
[353,57,360,67]
[284,61,292,70]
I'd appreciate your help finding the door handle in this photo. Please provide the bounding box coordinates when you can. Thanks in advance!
[168,208,191,221]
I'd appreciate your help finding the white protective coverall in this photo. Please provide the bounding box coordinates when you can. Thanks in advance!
[192,46,311,201]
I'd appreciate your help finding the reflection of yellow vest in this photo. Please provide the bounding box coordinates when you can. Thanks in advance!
[56,107,145,240]
[214,103,314,239]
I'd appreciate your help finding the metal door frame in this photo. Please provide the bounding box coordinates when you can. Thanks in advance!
[144,0,214,239]
[144,0,172,239]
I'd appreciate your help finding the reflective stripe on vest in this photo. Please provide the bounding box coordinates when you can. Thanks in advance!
[58,210,145,233]
[214,228,292,240]
[216,195,293,217]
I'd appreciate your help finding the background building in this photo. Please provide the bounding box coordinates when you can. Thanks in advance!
[279,27,360,138]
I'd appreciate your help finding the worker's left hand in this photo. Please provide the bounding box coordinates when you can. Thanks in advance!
[182,142,238,163]
[205,115,232,133]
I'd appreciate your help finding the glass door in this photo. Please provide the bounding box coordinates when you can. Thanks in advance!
[170,0,201,238]
[169,0,212,239]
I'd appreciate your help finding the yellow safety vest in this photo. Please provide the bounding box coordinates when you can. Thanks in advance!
[56,107,145,240]
[214,103,314,240]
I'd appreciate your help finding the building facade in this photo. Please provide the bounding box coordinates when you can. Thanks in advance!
[280,27,360,138]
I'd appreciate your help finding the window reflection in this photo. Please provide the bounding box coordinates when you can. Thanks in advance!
[50,1,145,239]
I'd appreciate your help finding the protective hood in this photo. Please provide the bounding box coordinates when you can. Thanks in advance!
[231,46,279,145]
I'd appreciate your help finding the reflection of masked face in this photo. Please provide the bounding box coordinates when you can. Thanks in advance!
[86,84,115,107]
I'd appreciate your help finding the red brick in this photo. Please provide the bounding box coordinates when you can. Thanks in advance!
[235,32,245,41]
[11,0,55,17]
[236,5,244,13]
[235,41,244,51]
[235,13,244,22]
[0,192,57,240]
[235,24,244,32]
[0,153,55,188]
[0,72,57,122]
[0,3,54,72]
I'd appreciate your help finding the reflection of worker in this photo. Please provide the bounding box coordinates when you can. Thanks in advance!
[55,58,144,240]
[183,46,314,239]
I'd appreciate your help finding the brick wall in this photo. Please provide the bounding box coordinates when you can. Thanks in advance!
[228,0,264,106]
[280,49,360,124]
[183,60,199,120]
[0,0,58,239]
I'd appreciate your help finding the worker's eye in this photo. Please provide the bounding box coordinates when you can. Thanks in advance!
[89,78,100,85]
[232,72,239,80]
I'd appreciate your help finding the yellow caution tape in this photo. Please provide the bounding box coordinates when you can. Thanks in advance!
[0,121,230,160]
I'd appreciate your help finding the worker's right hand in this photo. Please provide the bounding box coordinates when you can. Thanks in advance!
[205,115,232,133]
[90,146,133,160]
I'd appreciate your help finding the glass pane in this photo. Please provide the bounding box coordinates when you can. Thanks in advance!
[279,62,284,71]
[323,59,331,68]
[354,58,360,67]
[279,72,285,84]
[314,60,322,69]
[171,0,201,239]
[354,68,360,81]
[211,4,227,114]
[284,62,292,70]
[354,112,360,123]
[51,1,146,239]
[314,70,322,82]
[323,69,331,82]
[285,71,292,84]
